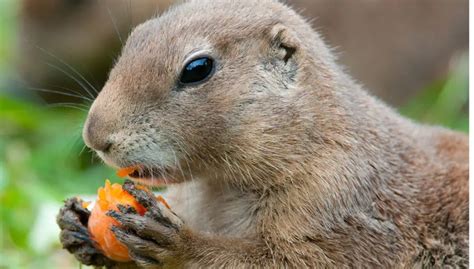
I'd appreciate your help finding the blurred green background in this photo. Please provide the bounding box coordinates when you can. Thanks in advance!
[0,0,468,268]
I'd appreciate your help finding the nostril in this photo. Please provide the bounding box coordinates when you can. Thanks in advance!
[102,141,112,153]
[85,134,113,153]
[83,114,113,153]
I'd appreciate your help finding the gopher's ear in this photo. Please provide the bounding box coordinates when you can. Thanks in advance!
[269,24,299,63]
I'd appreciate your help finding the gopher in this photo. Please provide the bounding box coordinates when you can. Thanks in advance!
[57,0,468,268]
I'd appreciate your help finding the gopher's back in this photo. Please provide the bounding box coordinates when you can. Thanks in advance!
[409,127,468,267]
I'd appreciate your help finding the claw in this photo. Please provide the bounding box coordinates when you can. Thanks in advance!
[63,197,91,225]
[122,180,158,209]
[106,210,122,219]
[117,204,138,214]
[57,197,116,267]
[57,208,90,233]
[112,226,165,266]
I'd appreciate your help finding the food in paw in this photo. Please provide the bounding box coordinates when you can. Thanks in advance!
[86,179,169,261]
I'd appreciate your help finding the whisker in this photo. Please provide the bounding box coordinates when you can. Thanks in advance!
[90,149,101,165]
[52,105,87,112]
[36,46,100,96]
[65,134,86,160]
[51,85,95,103]
[98,0,124,46]
[171,147,185,180]
[26,87,93,102]
[47,101,90,109]
[170,146,192,213]
[79,144,88,157]
[45,63,96,99]
[178,143,196,188]
[47,103,90,112]
[126,0,133,36]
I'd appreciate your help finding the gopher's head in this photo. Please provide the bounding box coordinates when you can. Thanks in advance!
[83,0,345,187]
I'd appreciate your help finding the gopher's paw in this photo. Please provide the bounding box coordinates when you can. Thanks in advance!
[57,197,115,267]
[107,180,186,268]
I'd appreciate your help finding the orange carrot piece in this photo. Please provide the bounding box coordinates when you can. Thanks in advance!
[81,201,91,209]
[156,195,171,209]
[116,166,138,178]
[87,180,171,262]
[88,180,147,261]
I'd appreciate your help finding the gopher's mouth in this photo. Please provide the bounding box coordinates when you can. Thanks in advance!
[117,165,176,185]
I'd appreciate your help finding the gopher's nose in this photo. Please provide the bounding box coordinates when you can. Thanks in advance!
[83,114,112,152]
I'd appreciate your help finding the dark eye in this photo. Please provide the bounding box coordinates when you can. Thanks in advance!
[179,57,215,85]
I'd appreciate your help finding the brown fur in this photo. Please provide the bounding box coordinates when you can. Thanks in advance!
[75,0,468,267]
